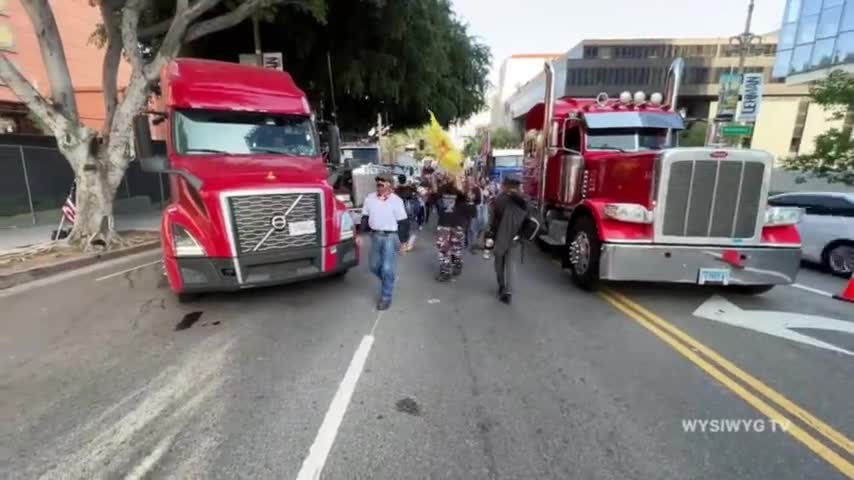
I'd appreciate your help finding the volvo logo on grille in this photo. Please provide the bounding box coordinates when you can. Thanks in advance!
[271,215,288,231]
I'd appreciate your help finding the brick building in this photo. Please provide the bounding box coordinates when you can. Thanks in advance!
[0,0,131,133]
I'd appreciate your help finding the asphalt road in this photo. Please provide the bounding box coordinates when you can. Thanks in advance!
[0,234,852,479]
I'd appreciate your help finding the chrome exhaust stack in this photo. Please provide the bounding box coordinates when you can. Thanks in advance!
[539,61,555,218]
[663,57,685,146]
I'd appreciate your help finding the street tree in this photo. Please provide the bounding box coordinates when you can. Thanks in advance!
[0,0,320,249]
[783,69,854,185]
[188,0,491,131]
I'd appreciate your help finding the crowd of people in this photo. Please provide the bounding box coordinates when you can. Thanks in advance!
[361,167,529,310]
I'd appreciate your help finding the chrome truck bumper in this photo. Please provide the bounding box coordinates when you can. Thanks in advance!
[599,243,801,285]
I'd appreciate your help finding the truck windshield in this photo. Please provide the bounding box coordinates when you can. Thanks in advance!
[343,148,380,167]
[494,155,523,168]
[174,110,318,157]
[587,128,671,151]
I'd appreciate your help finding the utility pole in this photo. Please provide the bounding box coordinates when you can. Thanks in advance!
[252,14,263,67]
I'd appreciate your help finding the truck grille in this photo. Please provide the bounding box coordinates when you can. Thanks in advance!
[661,159,765,239]
[228,193,322,254]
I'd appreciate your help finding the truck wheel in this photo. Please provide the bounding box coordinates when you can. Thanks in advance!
[567,216,601,290]
[727,285,774,295]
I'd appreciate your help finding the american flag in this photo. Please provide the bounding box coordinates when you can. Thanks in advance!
[62,183,76,224]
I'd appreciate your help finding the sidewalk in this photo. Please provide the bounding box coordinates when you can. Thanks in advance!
[0,210,161,253]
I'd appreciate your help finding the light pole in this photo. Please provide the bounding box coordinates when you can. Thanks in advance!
[728,0,763,147]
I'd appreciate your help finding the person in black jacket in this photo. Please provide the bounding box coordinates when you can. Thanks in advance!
[487,175,528,304]
[434,177,471,281]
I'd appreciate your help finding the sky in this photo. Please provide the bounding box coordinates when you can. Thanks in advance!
[450,0,787,84]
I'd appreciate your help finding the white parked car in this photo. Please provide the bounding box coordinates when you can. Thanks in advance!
[768,192,854,277]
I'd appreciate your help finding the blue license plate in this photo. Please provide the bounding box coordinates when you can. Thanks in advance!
[698,268,731,285]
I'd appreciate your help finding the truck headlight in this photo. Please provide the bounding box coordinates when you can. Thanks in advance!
[764,206,802,226]
[603,203,654,224]
[339,211,355,240]
[173,225,205,257]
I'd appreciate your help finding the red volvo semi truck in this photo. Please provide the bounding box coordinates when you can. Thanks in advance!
[524,58,803,294]
[133,58,357,301]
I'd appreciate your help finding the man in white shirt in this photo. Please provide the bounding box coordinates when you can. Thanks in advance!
[360,174,410,310]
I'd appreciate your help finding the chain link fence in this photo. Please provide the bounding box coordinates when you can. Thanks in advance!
[0,140,165,226]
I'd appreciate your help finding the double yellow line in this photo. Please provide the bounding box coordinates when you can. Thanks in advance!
[599,288,854,478]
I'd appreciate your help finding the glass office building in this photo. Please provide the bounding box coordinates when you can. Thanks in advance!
[774,0,854,81]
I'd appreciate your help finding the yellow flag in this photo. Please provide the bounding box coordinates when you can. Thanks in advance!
[426,111,463,175]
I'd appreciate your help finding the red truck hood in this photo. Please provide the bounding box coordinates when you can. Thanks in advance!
[174,154,329,191]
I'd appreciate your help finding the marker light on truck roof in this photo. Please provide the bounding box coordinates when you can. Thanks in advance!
[650,92,663,106]
[619,91,632,105]
[633,91,646,104]
[596,92,609,107]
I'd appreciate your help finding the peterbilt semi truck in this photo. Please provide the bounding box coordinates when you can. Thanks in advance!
[133,58,358,301]
[525,58,803,293]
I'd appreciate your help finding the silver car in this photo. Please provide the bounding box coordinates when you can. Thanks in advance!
[768,192,854,277]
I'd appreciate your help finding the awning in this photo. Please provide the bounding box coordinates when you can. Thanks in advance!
[583,111,685,130]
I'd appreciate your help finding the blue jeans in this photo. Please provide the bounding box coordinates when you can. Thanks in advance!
[369,232,400,301]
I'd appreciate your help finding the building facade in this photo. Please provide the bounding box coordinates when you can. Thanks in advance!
[774,0,854,84]
[0,0,131,133]
[504,34,841,161]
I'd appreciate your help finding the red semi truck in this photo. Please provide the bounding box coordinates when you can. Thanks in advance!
[525,58,803,294]
[133,59,358,301]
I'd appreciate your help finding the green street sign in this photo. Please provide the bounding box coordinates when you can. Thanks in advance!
[722,125,753,137]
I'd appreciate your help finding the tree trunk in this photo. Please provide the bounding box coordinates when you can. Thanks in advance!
[67,145,125,249]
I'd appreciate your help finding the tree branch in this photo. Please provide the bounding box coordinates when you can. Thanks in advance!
[138,0,223,40]
[100,1,123,135]
[0,54,68,135]
[121,0,146,73]
[185,0,278,42]
[142,0,224,80]
[20,0,79,120]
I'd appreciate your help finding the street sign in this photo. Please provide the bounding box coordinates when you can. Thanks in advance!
[694,295,854,356]
[262,52,283,71]
[715,72,742,121]
[721,124,753,136]
[738,73,764,123]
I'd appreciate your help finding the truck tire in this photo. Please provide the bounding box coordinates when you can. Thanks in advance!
[567,215,601,291]
[727,285,774,295]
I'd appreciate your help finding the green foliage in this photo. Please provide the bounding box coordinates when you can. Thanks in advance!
[782,69,854,185]
[463,127,522,157]
[679,121,707,147]
[783,128,854,185]
[184,0,491,131]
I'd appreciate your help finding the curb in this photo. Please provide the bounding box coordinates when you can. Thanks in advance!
[0,240,160,290]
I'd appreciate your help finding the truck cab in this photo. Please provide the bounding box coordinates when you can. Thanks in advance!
[133,58,358,300]
[526,59,803,293]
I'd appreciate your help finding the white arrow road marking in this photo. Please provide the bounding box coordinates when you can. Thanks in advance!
[693,296,854,356]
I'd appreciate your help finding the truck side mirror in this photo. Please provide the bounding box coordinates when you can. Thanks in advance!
[140,154,171,173]
[327,124,341,164]
[133,114,155,159]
